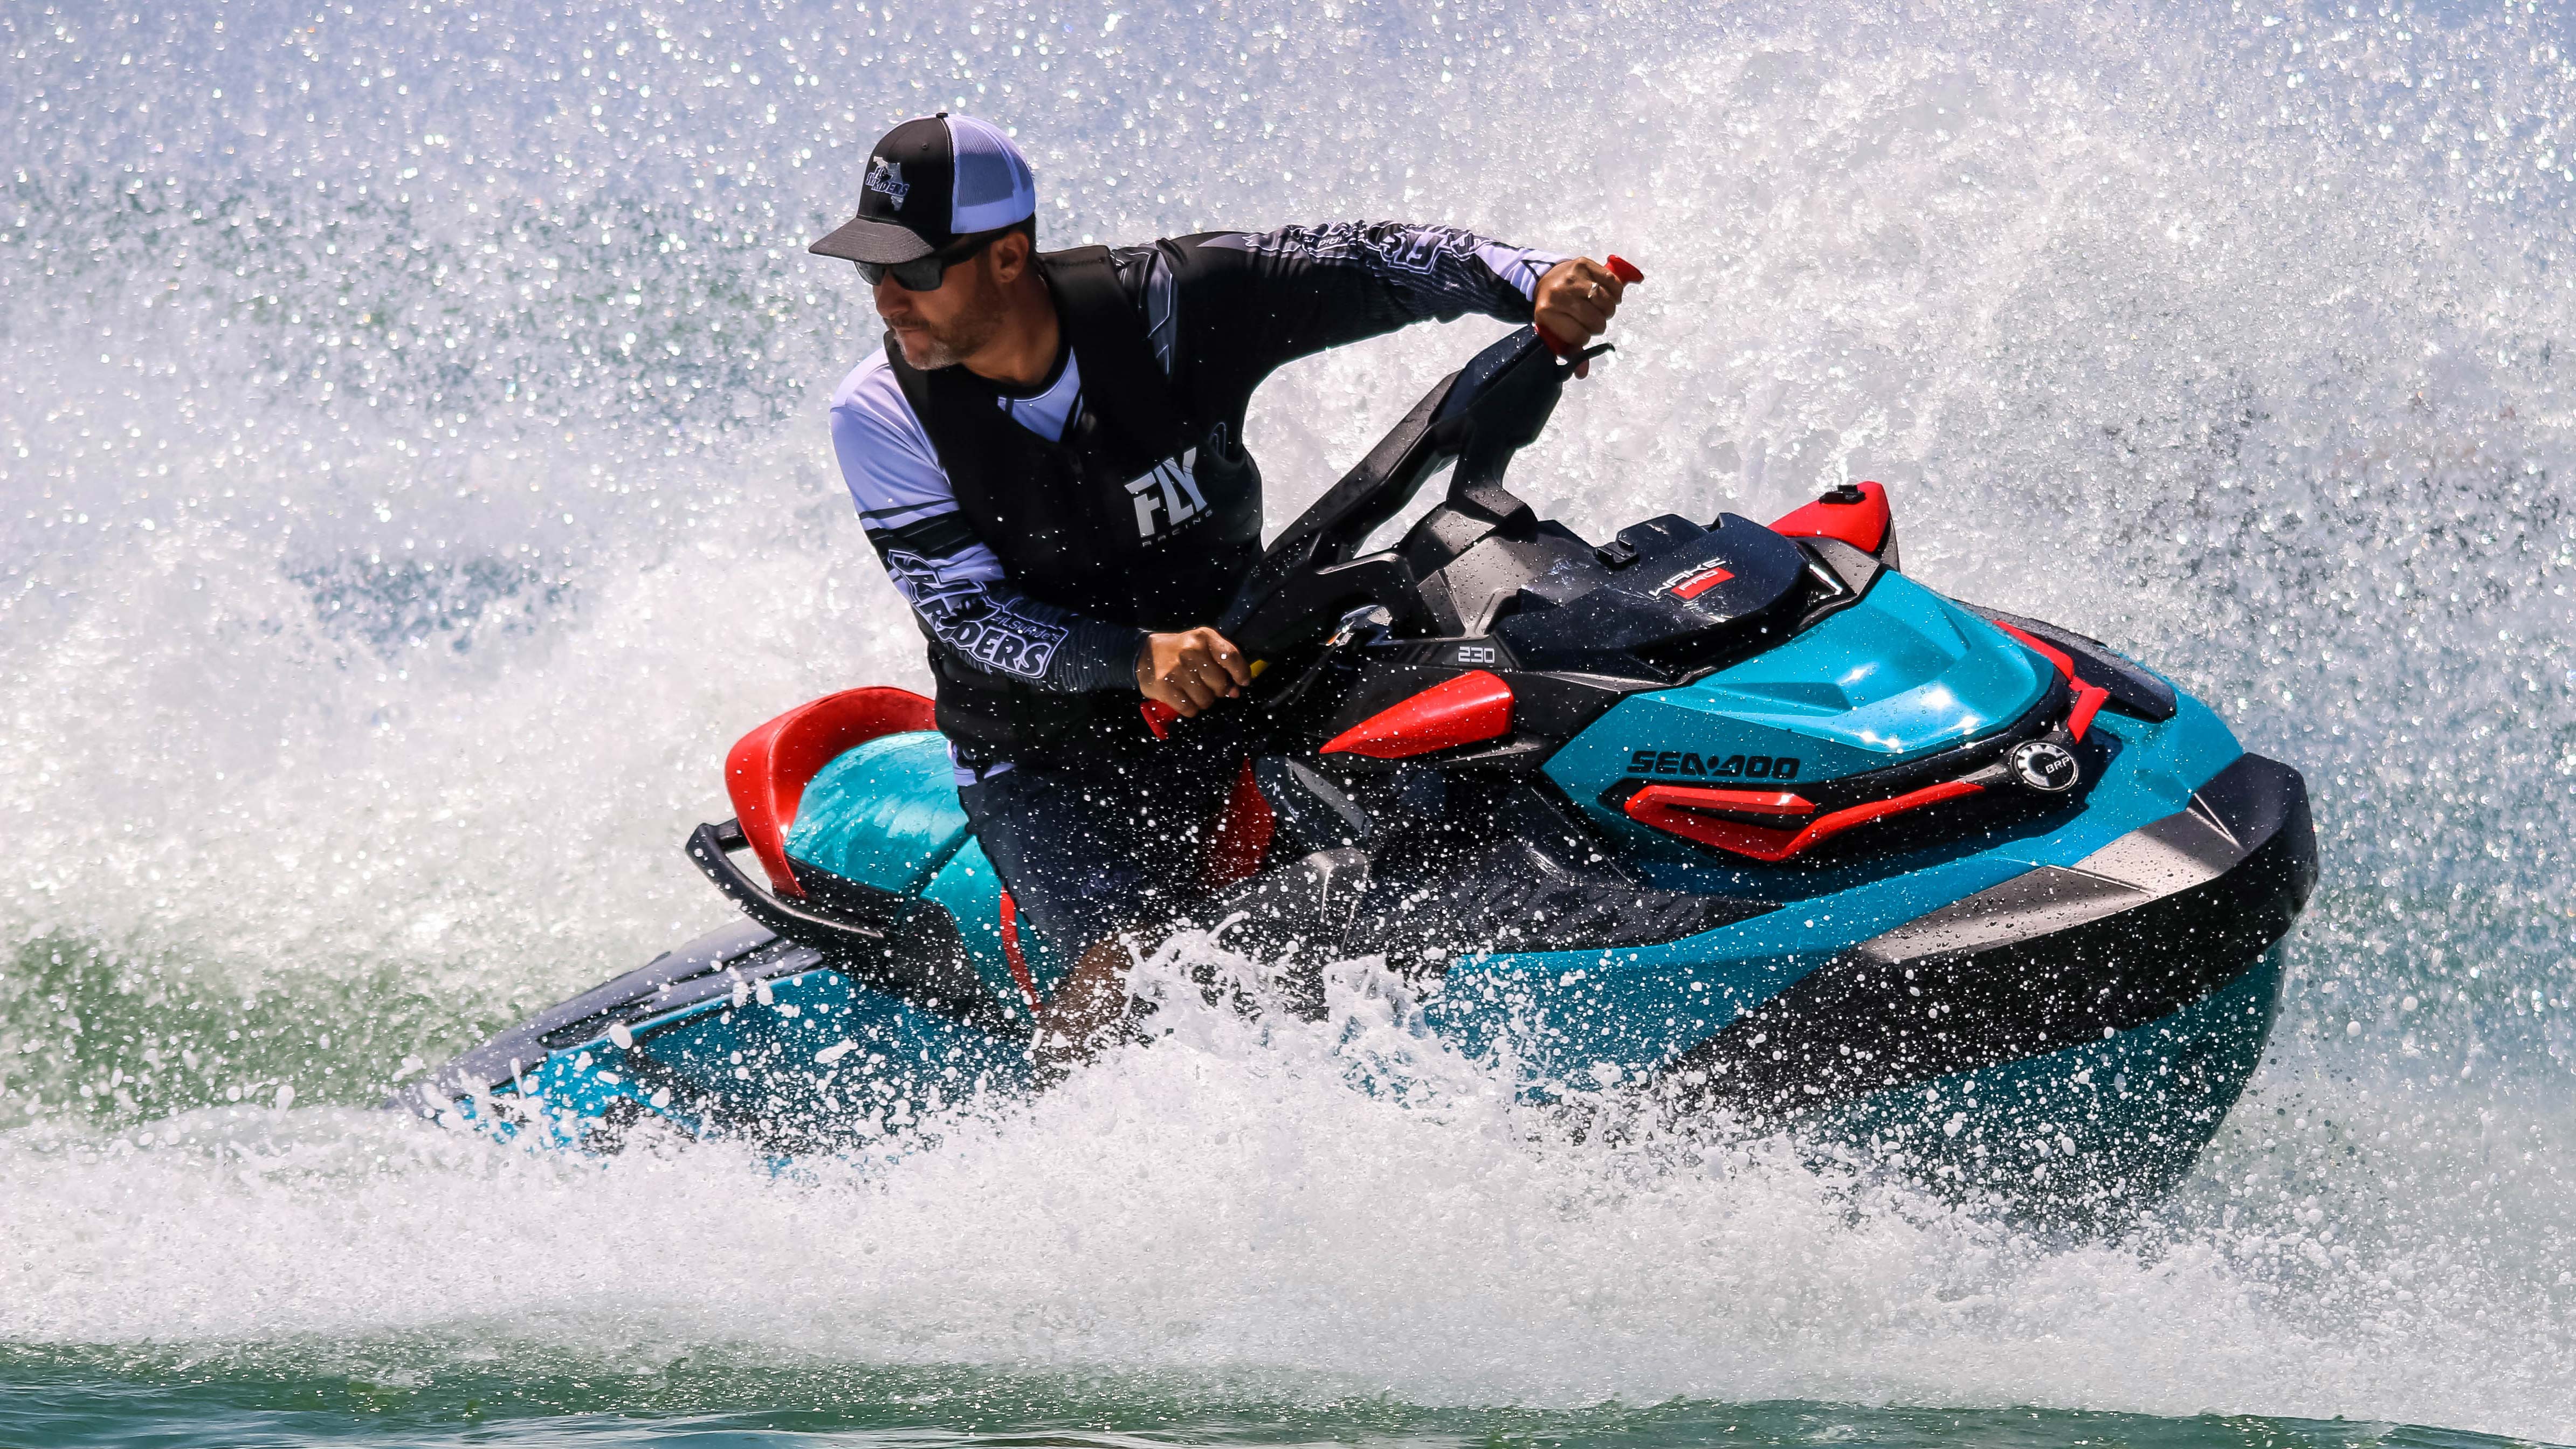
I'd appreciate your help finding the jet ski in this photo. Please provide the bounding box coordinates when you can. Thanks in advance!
[398,325,2316,1214]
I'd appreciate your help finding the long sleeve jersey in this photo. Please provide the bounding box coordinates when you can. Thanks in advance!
[826,221,1566,698]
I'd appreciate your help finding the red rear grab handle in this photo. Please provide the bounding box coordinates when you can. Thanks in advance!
[1540,253,1645,357]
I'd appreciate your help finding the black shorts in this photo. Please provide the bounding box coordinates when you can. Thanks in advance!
[955,718,1250,956]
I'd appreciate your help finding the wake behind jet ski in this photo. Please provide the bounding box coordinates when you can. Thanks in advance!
[399,325,2316,1216]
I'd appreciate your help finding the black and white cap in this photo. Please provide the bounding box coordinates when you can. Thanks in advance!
[808,112,1037,265]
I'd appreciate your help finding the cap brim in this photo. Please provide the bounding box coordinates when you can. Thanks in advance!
[807,215,939,264]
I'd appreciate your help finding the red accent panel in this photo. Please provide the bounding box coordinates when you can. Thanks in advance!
[725,686,938,899]
[2064,682,2110,742]
[1650,787,1816,818]
[1201,759,1276,893]
[1669,565,1736,601]
[1140,699,1177,739]
[1768,480,1891,556]
[1988,619,2073,679]
[1628,778,1984,862]
[1320,671,1515,759]
[998,892,1041,1009]
[1987,620,2112,743]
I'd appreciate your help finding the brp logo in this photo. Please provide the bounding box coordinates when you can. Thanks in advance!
[2010,740,2082,793]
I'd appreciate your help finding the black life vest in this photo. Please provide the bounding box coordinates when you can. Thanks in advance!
[885,245,1264,760]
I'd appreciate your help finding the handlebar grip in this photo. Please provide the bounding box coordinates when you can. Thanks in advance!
[1540,253,1645,356]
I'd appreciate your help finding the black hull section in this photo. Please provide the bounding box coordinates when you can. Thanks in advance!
[1669,752,2316,1115]
[1807,946,2287,1221]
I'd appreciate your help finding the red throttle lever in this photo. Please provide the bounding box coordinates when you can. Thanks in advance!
[1539,253,1644,358]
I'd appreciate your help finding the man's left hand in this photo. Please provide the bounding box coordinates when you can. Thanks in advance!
[1533,257,1633,377]
[1137,626,1252,718]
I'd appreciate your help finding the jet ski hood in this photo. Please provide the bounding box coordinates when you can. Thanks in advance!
[1677,572,2054,775]
[1539,568,2058,831]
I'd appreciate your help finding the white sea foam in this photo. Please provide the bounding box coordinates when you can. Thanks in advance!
[1,952,2568,1434]
[4,0,2573,1439]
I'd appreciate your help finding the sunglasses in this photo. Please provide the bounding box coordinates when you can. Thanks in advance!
[855,230,1006,291]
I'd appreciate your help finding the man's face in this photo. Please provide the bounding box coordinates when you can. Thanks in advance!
[874,246,1008,370]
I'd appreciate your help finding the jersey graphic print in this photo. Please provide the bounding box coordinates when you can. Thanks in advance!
[1207,222,1558,321]
[882,548,1069,680]
[1126,447,1211,540]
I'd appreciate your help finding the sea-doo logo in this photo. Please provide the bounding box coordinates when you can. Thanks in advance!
[2010,740,2081,793]
[1628,749,1801,781]
[864,156,911,206]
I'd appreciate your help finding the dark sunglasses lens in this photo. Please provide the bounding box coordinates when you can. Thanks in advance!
[855,255,953,291]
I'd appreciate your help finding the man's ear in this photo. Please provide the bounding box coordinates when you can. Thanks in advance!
[987,229,1035,285]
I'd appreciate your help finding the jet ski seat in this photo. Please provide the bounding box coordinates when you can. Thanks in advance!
[725,686,938,898]
[731,686,1278,996]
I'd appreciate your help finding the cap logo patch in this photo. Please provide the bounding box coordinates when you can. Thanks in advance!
[864,157,911,205]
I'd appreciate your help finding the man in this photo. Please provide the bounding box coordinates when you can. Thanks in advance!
[811,112,1628,1056]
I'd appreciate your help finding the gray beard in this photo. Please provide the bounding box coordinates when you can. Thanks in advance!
[897,328,967,370]
[887,287,1004,370]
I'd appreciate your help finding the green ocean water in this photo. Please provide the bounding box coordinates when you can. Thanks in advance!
[1,1357,2552,1449]
[5,0,2574,1445]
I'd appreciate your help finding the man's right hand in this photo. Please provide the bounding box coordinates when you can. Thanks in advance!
[1137,626,1253,717]
[1533,256,1633,377]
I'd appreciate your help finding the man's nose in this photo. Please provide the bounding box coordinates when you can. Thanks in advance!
[872,272,909,315]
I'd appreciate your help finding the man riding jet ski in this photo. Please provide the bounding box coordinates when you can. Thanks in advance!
[397,115,2316,1215]
[806,112,1633,1059]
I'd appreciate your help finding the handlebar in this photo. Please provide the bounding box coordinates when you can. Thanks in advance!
[1144,256,1645,741]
